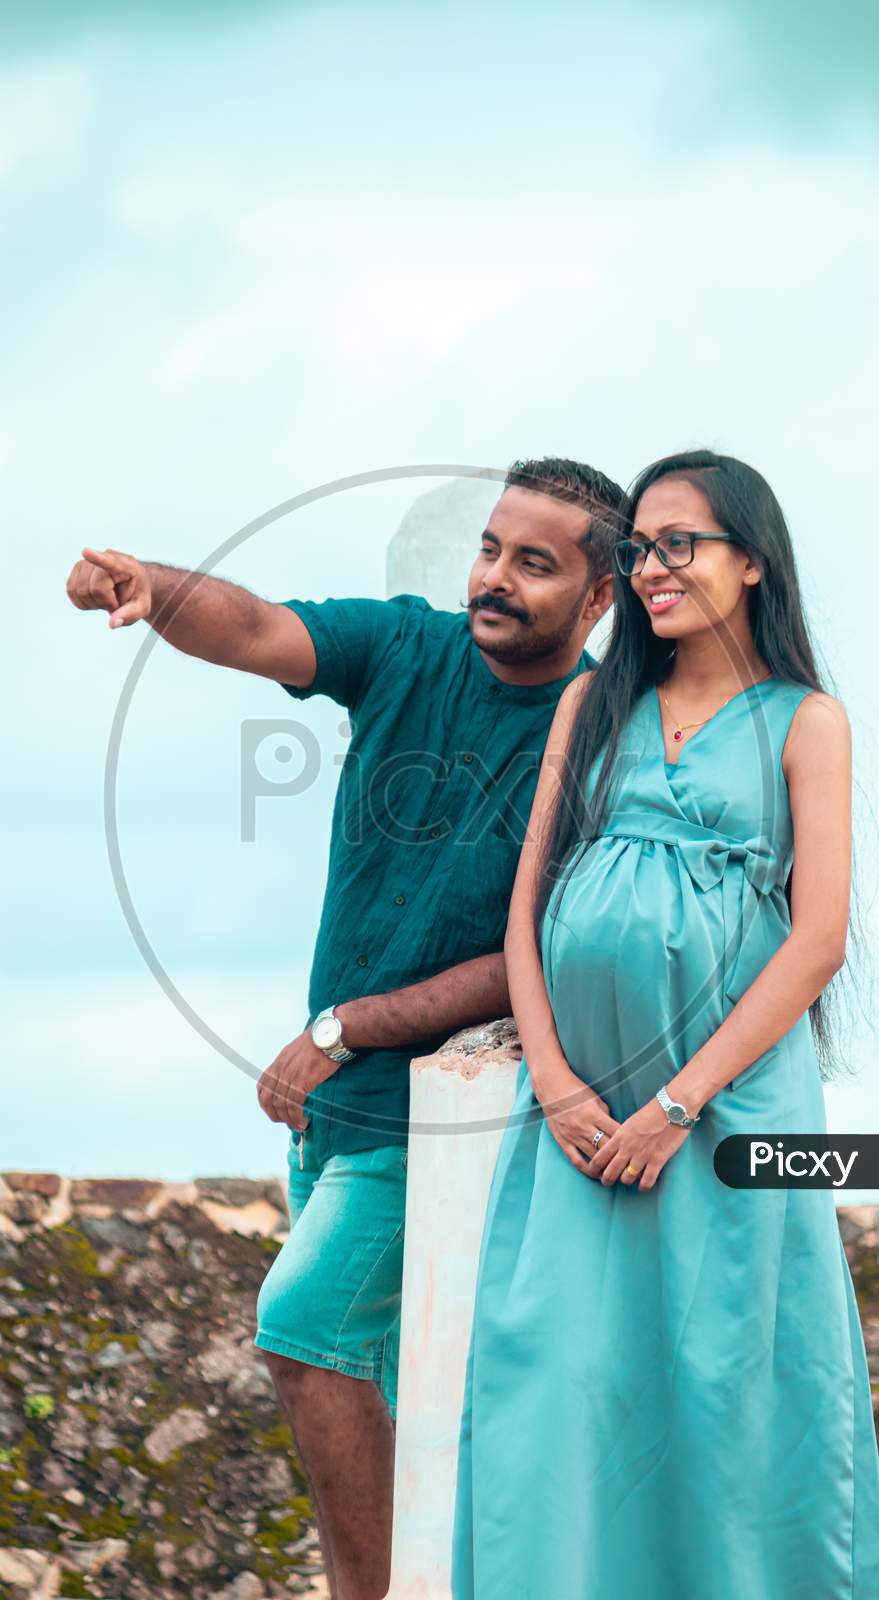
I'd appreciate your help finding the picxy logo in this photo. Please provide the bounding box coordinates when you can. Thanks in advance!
[714,1135,873,1189]
[749,1141,857,1187]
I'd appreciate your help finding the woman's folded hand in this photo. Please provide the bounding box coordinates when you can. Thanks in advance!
[584,1097,691,1191]
[529,1058,622,1177]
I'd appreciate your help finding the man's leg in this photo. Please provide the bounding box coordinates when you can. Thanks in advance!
[262,1354,395,1600]
[253,1140,407,1600]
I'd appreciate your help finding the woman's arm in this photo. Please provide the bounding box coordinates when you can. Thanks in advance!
[504,673,621,1170]
[667,690,851,1113]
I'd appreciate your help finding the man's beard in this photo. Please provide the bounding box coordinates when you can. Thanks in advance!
[467,591,589,665]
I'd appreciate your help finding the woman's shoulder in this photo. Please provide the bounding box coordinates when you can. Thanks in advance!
[779,685,850,776]
[558,667,594,705]
[547,668,592,741]
[778,682,849,728]
[552,669,594,730]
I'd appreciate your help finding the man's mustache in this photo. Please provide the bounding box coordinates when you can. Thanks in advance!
[470,597,529,623]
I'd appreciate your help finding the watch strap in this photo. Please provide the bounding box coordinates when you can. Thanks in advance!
[311,1005,357,1064]
[326,1040,356,1064]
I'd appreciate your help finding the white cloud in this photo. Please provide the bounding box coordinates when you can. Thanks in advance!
[4,969,308,1089]
[0,61,90,181]
[116,170,254,235]
[158,292,304,385]
[122,144,879,394]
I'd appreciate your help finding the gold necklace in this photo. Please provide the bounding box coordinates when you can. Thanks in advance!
[662,674,772,744]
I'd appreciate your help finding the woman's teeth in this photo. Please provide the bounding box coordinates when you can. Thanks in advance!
[649,591,684,610]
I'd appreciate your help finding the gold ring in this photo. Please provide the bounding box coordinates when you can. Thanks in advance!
[624,1164,641,1177]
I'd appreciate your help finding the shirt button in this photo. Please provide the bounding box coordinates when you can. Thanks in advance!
[462,752,473,763]
[430,826,441,839]
[394,893,405,905]
[356,954,369,967]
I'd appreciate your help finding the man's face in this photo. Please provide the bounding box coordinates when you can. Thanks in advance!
[466,486,612,665]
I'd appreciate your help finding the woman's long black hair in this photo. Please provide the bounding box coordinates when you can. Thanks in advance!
[531,448,855,1080]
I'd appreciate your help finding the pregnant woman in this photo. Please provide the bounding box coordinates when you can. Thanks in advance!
[451,449,879,1599]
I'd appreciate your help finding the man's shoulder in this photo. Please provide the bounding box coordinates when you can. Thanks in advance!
[282,591,464,658]
[386,592,461,623]
[384,592,469,647]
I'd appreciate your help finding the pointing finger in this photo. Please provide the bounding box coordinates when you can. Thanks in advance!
[81,546,136,580]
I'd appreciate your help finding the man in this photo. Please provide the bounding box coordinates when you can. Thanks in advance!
[66,456,624,1600]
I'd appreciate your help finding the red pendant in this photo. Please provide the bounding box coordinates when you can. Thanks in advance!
[673,730,683,741]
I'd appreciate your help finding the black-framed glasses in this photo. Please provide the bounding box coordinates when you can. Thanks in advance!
[613,531,741,577]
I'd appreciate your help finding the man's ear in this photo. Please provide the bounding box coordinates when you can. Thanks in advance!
[583,572,614,623]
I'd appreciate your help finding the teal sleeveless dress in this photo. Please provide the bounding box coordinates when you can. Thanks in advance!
[451,678,879,1600]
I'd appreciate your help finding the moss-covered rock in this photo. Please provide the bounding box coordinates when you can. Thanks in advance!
[0,1178,318,1596]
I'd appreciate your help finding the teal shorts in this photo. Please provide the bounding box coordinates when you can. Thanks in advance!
[253,1124,408,1418]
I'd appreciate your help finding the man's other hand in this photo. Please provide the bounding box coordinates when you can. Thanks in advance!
[256,1029,342,1129]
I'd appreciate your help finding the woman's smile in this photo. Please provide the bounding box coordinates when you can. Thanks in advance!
[646,588,686,614]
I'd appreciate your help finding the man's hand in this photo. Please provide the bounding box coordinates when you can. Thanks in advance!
[256,1029,342,1130]
[584,1095,691,1191]
[67,547,153,629]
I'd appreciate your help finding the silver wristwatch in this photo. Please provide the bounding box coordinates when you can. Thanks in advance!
[310,1005,357,1065]
[655,1084,700,1128]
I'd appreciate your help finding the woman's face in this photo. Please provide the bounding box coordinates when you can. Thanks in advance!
[628,478,761,641]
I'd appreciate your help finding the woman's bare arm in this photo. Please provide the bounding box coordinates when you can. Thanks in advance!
[668,691,851,1112]
[504,676,587,1094]
[503,674,620,1169]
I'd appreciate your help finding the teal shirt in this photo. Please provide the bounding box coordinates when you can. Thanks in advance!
[280,592,596,1161]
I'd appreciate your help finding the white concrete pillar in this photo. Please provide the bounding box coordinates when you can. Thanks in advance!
[387,1020,521,1600]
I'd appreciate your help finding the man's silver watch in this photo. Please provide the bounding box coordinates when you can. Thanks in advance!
[310,1005,357,1065]
[655,1084,700,1128]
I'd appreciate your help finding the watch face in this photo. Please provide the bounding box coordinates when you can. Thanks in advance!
[313,1015,341,1049]
[668,1103,686,1124]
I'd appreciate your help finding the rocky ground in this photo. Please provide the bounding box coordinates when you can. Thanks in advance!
[0,1173,328,1600]
[0,1166,877,1600]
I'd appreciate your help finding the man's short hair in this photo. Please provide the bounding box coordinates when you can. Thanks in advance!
[504,456,625,581]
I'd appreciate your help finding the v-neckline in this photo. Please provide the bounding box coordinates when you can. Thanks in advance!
[653,678,775,769]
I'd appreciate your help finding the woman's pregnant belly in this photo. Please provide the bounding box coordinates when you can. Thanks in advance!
[540,836,728,1109]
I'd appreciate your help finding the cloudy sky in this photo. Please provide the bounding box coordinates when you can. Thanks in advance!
[4,0,878,1194]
